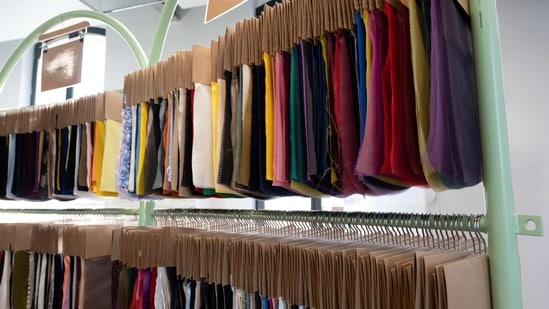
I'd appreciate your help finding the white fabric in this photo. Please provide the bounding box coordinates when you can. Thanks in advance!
[167,96,175,186]
[278,297,287,309]
[34,254,42,309]
[0,251,12,308]
[5,134,16,199]
[184,280,192,309]
[178,89,187,195]
[191,83,215,188]
[37,254,47,309]
[26,253,35,309]
[154,267,171,309]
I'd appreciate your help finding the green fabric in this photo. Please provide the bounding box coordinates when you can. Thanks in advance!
[290,46,304,182]
[11,251,29,309]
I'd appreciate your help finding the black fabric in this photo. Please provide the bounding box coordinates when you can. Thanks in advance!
[181,89,194,189]
[189,279,197,308]
[111,261,121,309]
[216,284,224,309]
[166,267,182,309]
[39,132,49,197]
[53,128,69,195]
[53,255,64,309]
[0,251,4,285]
[77,124,89,192]
[11,133,25,197]
[177,277,185,309]
[65,126,78,195]
[143,101,161,195]
[200,279,216,309]
[217,71,235,187]
[311,40,338,195]
[0,136,8,198]
[127,267,137,309]
[223,285,233,309]
[325,32,341,191]
[248,65,261,193]
[254,292,262,309]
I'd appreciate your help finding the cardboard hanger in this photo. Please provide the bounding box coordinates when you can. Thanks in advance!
[192,44,212,84]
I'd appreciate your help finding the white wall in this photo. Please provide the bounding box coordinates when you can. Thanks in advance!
[0,39,33,109]
[103,2,257,90]
[497,1,549,308]
[434,1,549,308]
[0,0,547,307]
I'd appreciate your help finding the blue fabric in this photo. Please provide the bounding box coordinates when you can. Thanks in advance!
[356,10,368,141]
[117,107,132,193]
[133,104,141,193]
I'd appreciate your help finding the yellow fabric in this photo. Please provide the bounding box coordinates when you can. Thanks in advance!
[238,64,253,186]
[263,52,275,181]
[364,10,373,95]
[213,79,240,195]
[212,81,219,187]
[98,119,121,196]
[136,102,149,195]
[409,0,446,191]
[91,121,106,193]
[290,181,327,198]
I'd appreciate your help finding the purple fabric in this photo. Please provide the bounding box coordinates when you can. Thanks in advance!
[428,0,482,187]
[300,40,318,179]
[355,10,388,177]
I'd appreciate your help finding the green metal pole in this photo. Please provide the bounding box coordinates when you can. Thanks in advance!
[148,0,178,64]
[138,200,156,227]
[0,10,148,96]
[469,0,522,308]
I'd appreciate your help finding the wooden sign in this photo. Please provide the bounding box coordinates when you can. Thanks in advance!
[41,39,83,91]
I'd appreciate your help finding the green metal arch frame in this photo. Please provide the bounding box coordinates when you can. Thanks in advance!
[0,10,148,95]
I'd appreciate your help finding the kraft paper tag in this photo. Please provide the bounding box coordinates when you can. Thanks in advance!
[192,44,212,84]
[443,254,491,309]
[423,251,470,309]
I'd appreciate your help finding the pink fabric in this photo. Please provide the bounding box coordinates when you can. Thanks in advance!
[62,256,71,309]
[272,53,292,190]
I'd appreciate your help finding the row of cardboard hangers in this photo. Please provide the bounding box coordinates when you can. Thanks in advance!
[123,0,469,107]
[0,91,122,136]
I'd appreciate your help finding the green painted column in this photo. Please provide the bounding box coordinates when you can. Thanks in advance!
[0,10,148,96]
[469,0,523,308]
[148,0,178,65]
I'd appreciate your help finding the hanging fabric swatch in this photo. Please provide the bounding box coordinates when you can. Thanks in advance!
[428,0,482,188]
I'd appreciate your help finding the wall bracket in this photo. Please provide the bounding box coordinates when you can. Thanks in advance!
[516,214,543,236]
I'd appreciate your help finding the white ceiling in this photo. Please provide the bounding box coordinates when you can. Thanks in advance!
[0,0,207,43]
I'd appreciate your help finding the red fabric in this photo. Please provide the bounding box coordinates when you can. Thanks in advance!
[149,268,157,309]
[334,30,369,195]
[380,3,427,186]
